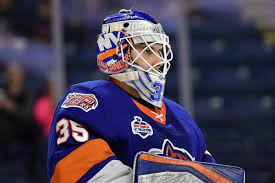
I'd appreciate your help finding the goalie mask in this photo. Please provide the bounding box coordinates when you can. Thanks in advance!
[96,9,173,107]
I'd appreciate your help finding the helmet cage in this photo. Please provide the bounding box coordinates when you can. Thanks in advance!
[120,32,173,78]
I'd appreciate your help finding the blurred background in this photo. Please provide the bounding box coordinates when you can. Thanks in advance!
[0,0,274,182]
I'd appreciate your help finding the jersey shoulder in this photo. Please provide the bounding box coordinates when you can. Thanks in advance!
[52,80,119,128]
[68,79,125,100]
[163,97,196,126]
[68,79,113,93]
[163,97,205,140]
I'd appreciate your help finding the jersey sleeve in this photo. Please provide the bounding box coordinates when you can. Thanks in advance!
[47,84,132,183]
[193,121,216,163]
[189,114,216,164]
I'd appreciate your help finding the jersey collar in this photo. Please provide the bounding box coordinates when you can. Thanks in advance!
[132,98,167,125]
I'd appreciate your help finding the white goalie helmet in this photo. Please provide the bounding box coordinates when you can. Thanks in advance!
[96,9,173,107]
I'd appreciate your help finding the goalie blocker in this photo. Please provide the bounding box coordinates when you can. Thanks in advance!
[133,152,245,183]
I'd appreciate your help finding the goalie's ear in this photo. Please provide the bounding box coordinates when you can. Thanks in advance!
[133,152,245,183]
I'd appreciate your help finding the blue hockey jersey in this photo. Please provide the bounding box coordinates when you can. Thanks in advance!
[47,80,215,182]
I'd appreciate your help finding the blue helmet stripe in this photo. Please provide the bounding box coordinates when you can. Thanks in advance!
[145,72,152,83]
[138,74,152,93]
[103,10,158,25]
[132,67,152,92]
[131,80,150,100]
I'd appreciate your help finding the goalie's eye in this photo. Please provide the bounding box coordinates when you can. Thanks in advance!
[144,49,152,54]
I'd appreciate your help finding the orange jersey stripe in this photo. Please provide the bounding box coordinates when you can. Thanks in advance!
[132,99,167,125]
[51,139,115,183]
[140,153,233,183]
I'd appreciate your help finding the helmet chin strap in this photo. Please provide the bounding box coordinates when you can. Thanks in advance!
[110,71,139,82]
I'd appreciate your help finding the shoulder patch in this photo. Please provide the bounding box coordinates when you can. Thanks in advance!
[61,92,98,112]
[131,116,153,139]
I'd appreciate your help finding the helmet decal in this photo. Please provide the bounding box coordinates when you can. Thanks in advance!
[150,82,163,102]
[97,31,131,74]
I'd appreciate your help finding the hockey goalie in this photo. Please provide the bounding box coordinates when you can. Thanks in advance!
[47,9,245,183]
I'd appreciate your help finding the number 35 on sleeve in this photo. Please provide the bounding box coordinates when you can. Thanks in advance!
[56,119,89,145]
